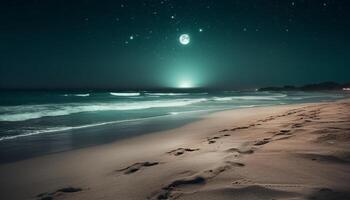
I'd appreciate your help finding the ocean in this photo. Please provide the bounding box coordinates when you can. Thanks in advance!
[0,90,346,163]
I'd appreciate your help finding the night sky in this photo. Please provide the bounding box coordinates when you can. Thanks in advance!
[0,0,349,90]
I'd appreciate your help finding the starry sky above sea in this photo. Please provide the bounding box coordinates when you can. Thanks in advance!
[0,0,349,90]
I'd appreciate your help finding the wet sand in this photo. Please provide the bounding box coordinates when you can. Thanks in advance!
[0,100,350,200]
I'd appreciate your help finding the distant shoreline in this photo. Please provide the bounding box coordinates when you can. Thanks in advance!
[258,81,350,92]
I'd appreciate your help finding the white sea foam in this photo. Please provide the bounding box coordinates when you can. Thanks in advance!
[75,94,90,97]
[63,93,90,97]
[213,94,287,101]
[0,98,207,122]
[0,116,166,141]
[237,105,259,108]
[212,97,233,101]
[110,92,140,96]
[0,127,75,141]
[169,105,258,115]
[145,93,189,96]
[288,95,343,100]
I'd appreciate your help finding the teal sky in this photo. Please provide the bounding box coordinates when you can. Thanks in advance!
[0,0,349,89]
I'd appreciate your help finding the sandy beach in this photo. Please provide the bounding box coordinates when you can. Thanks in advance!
[1,99,350,200]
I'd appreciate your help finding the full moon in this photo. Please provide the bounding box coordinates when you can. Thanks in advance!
[179,34,190,45]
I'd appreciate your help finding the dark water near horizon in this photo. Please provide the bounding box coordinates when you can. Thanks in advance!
[0,90,347,163]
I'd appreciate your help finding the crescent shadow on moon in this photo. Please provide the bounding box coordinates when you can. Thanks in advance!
[179,34,190,45]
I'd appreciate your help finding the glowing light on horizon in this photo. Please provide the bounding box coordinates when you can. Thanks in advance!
[178,80,193,88]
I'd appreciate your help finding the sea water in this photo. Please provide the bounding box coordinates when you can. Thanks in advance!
[0,90,346,163]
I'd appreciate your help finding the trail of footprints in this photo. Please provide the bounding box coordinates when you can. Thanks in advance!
[122,107,323,199]
[213,107,322,146]
[117,161,160,174]
[146,107,322,199]
[35,107,327,200]
[167,148,200,156]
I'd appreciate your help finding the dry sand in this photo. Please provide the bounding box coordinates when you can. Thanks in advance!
[0,100,350,200]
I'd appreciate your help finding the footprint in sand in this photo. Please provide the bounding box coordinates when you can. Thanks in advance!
[225,147,255,155]
[155,176,206,200]
[36,187,82,200]
[207,136,221,144]
[274,129,292,136]
[152,161,245,200]
[230,126,249,131]
[308,188,350,200]
[209,128,246,144]
[117,161,159,174]
[232,178,253,185]
[292,123,303,128]
[254,138,270,146]
[273,135,293,141]
[167,148,200,156]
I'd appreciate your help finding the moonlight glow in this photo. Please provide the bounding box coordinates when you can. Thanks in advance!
[178,80,193,88]
[179,34,190,45]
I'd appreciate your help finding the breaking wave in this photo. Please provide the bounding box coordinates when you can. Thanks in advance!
[0,98,207,122]
[110,92,140,96]
[0,115,170,141]
[63,93,90,97]
[145,93,189,96]
[212,94,287,101]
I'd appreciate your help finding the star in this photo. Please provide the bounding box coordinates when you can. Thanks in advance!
[129,35,134,40]
[199,28,203,32]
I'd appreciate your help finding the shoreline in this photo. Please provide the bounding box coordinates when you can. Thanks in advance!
[0,91,348,164]
[1,100,350,200]
[0,102,315,164]
[0,103,305,164]
[0,111,202,164]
